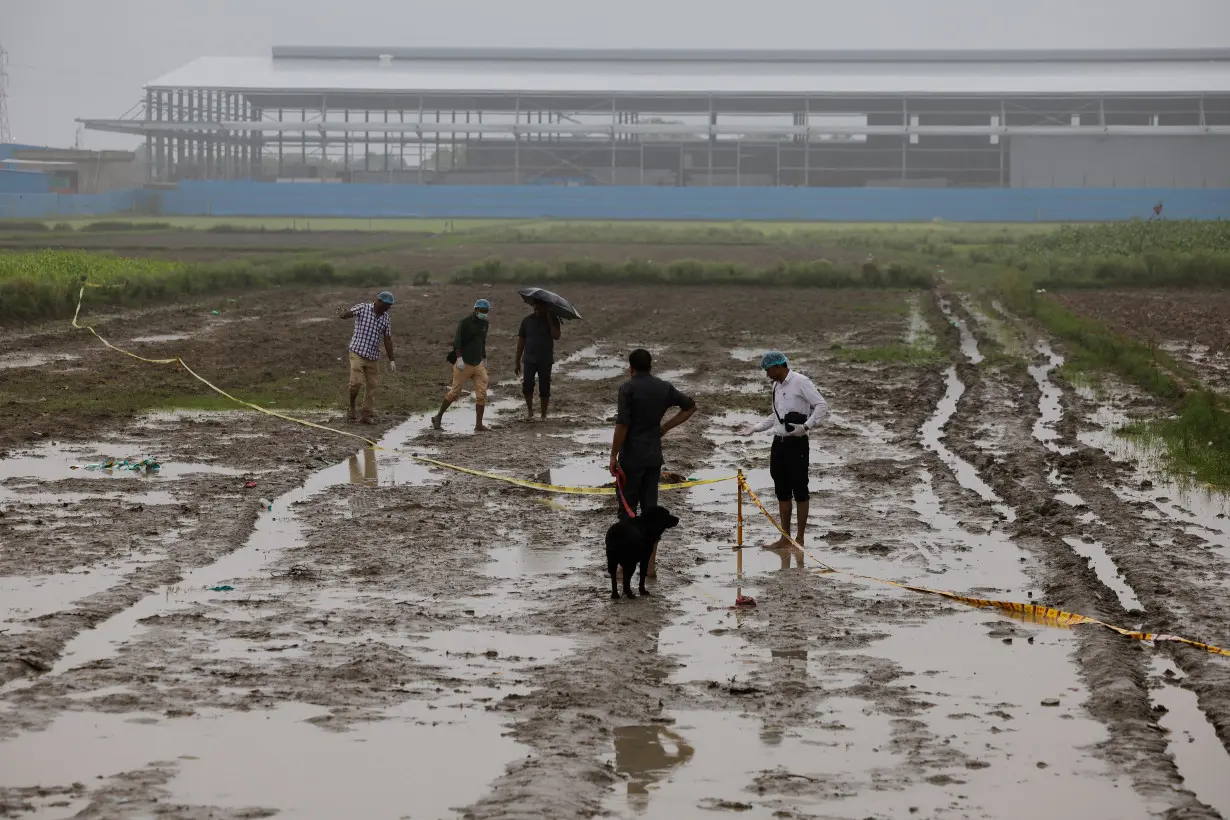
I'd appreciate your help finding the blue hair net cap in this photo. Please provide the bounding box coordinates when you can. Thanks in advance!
[377,291,395,305]
[475,298,491,310]
[760,351,788,370]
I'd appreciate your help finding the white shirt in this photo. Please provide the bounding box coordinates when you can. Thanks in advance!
[751,370,830,437]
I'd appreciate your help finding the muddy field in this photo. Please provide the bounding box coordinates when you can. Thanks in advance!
[2,265,1230,818]
[1054,289,1230,393]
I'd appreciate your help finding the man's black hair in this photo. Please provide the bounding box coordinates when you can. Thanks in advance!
[629,348,652,373]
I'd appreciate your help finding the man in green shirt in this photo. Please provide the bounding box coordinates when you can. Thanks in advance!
[432,298,492,433]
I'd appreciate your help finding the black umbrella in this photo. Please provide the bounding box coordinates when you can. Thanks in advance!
[518,287,583,321]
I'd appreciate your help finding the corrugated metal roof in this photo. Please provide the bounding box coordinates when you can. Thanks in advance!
[147,53,1230,96]
[269,46,1230,64]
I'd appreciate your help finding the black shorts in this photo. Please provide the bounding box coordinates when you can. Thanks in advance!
[521,358,552,399]
[617,464,660,519]
[770,436,810,503]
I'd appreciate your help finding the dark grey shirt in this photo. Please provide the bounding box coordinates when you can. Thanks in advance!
[519,314,556,363]
[616,373,696,469]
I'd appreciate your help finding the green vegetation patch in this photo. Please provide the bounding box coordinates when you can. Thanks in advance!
[454,257,934,289]
[0,250,400,324]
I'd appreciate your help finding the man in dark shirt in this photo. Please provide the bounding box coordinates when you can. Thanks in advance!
[432,298,492,433]
[515,301,561,421]
[609,348,697,517]
[609,349,696,578]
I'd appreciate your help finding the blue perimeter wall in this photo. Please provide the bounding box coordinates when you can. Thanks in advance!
[3,180,1230,221]
[0,189,149,219]
[0,169,52,195]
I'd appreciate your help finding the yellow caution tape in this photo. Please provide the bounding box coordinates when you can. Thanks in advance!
[739,478,1230,657]
[72,284,382,449]
[406,454,735,496]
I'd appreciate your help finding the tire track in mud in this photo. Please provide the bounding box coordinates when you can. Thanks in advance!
[945,296,1230,817]
[0,416,439,699]
[0,421,381,691]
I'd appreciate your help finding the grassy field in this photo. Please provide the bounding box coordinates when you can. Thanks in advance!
[0,216,1065,236]
[0,216,509,233]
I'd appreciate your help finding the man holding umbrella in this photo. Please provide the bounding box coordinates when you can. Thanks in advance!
[515,287,581,421]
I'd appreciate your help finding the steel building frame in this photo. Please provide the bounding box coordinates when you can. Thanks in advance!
[78,47,1230,188]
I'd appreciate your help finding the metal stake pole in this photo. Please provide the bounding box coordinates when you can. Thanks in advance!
[737,469,744,549]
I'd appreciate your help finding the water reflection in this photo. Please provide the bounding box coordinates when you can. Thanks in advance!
[347,448,378,485]
[766,544,806,570]
[614,724,695,811]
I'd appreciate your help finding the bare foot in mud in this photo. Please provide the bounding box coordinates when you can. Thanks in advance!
[475,425,492,433]
[431,415,443,430]
[347,409,357,422]
[762,537,792,550]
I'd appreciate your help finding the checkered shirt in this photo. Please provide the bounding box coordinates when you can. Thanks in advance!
[348,303,391,361]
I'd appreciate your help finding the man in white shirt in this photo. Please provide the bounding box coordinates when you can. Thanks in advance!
[739,351,830,549]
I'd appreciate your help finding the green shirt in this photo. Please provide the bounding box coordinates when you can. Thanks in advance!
[454,314,489,366]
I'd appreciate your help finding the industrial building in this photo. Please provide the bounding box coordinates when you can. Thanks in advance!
[0,146,140,194]
[79,46,1230,189]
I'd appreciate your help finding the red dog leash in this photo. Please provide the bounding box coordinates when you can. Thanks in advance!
[613,466,637,519]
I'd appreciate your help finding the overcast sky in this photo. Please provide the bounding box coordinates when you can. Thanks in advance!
[5,0,1230,148]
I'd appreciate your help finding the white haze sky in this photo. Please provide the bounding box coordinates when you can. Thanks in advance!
[5,0,1230,148]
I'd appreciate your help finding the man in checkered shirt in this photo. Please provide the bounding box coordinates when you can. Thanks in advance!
[339,291,396,424]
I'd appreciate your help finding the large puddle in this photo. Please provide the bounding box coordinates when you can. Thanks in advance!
[0,696,524,818]
[603,607,1146,819]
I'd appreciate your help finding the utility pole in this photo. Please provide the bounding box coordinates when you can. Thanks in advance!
[0,42,12,144]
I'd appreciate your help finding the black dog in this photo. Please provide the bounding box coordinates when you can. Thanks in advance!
[604,506,680,599]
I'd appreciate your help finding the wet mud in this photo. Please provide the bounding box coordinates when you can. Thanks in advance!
[2,285,1229,819]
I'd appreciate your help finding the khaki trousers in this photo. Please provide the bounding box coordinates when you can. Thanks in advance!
[348,351,380,414]
[446,362,489,406]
